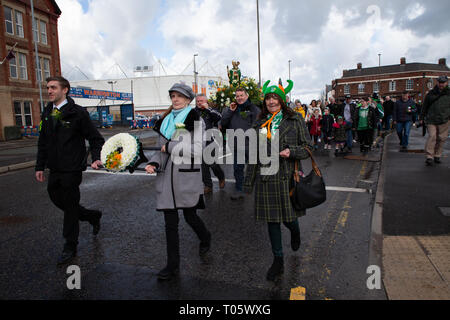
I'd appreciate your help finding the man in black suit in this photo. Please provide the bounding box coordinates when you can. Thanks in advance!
[35,76,105,265]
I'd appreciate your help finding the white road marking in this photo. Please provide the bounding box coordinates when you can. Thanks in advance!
[85,170,371,193]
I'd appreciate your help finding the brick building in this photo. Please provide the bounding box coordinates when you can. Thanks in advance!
[0,0,61,140]
[332,57,450,103]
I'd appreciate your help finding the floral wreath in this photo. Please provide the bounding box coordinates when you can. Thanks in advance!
[100,133,147,173]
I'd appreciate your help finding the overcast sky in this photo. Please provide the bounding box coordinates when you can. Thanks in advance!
[58,0,450,103]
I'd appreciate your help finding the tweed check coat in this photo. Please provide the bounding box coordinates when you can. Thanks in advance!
[243,112,312,222]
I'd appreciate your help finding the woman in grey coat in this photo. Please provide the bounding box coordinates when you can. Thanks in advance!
[243,80,311,281]
[145,83,211,280]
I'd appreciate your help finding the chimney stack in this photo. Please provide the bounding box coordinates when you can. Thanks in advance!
[357,63,362,70]
[438,58,447,66]
[400,57,406,65]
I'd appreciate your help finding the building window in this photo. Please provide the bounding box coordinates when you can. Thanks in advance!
[18,53,28,80]
[43,58,50,79]
[406,79,414,91]
[8,51,28,80]
[389,81,396,92]
[344,84,350,95]
[427,79,433,90]
[14,101,33,127]
[4,7,25,37]
[33,18,48,44]
[14,11,24,37]
[32,18,39,42]
[4,6,13,34]
[40,21,47,44]
[9,55,17,78]
[373,82,379,93]
[36,57,51,81]
[358,83,365,94]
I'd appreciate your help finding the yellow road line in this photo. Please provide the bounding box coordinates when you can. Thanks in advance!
[290,286,306,300]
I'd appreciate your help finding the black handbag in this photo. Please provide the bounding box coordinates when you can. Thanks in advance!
[290,148,326,210]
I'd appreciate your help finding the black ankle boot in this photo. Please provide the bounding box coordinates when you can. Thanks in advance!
[291,230,301,251]
[266,257,284,281]
[157,265,179,280]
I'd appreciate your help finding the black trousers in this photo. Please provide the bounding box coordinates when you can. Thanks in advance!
[47,171,97,251]
[357,129,373,151]
[163,208,210,269]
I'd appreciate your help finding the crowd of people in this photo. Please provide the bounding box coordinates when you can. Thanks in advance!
[34,74,448,284]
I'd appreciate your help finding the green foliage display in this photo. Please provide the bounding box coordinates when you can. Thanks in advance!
[209,78,263,112]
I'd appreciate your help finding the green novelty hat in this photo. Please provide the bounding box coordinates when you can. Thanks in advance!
[262,79,293,103]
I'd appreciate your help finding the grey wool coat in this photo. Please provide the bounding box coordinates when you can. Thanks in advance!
[149,108,206,211]
[243,112,312,223]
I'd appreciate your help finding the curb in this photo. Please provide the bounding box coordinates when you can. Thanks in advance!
[0,160,36,174]
[368,132,392,299]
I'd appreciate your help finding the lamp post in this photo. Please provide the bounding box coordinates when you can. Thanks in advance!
[378,53,381,67]
[30,0,44,113]
[288,59,292,101]
[193,54,198,94]
[256,0,261,87]
[107,80,117,105]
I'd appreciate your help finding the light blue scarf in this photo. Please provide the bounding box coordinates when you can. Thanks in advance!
[160,106,192,140]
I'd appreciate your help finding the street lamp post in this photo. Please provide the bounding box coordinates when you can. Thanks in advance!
[256,0,262,87]
[288,60,292,101]
[107,80,117,105]
[193,54,198,94]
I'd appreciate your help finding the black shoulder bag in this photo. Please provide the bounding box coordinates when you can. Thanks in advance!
[290,147,327,211]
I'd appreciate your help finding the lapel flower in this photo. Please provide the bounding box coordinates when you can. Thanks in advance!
[175,123,186,129]
[240,110,250,119]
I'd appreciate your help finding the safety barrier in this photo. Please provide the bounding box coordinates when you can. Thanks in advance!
[22,126,39,137]
[130,119,155,129]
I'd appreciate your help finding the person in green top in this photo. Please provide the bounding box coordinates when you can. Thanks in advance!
[353,97,377,154]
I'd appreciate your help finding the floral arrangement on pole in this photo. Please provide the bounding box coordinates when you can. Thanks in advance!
[209,77,262,113]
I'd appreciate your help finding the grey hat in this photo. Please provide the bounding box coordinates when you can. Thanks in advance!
[437,75,448,83]
[169,82,195,100]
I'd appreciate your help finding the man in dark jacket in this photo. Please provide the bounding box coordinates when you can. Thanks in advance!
[393,91,416,151]
[35,76,105,265]
[382,96,394,131]
[220,88,260,200]
[195,94,225,193]
[340,95,357,152]
[421,75,450,166]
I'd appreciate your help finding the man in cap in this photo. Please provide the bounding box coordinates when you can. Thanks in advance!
[421,75,450,166]
[393,91,416,152]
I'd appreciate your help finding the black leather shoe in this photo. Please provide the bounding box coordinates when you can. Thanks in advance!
[199,232,211,256]
[157,266,179,280]
[91,211,102,235]
[434,157,441,164]
[57,249,76,266]
[425,158,433,166]
[266,257,284,281]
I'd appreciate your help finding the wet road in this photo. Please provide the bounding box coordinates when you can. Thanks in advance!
[0,142,386,300]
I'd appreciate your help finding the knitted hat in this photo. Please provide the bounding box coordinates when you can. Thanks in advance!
[262,79,293,103]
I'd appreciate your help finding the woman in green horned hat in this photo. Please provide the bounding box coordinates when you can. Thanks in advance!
[243,80,312,281]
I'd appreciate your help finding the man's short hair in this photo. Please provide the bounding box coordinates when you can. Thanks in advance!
[46,76,70,93]
[196,93,207,98]
[235,88,248,95]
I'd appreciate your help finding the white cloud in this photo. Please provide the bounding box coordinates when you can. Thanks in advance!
[58,0,450,104]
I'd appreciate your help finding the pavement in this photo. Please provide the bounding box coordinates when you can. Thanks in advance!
[380,126,450,300]
[0,125,449,300]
